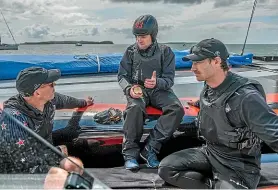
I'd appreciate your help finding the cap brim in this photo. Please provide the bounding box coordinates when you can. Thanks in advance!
[44,69,61,83]
[182,54,208,62]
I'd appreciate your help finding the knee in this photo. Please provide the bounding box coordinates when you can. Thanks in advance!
[158,166,172,182]
[60,156,84,175]
[158,155,176,180]
[126,104,145,114]
[175,104,185,118]
[166,103,184,118]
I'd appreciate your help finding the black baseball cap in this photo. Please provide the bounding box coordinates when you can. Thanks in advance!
[182,38,229,62]
[16,67,61,96]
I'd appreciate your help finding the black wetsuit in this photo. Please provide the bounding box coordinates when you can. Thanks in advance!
[158,72,278,189]
[118,42,184,160]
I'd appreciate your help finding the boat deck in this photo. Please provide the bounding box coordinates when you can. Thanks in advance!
[0,162,278,189]
[1,60,278,189]
[1,60,278,104]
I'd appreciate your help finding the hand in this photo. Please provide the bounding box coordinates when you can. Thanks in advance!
[187,100,200,108]
[58,145,68,156]
[144,71,156,89]
[86,96,94,106]
[44,167,69,190]
[130,85,143,99]
[60,156,84,175]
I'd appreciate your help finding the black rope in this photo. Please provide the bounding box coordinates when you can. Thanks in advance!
[241,0,257,56]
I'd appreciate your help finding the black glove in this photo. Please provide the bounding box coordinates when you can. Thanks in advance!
[93,108,122,125]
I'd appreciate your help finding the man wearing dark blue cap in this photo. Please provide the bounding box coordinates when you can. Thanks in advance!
[0,67,93,173]
[158,38,278,189]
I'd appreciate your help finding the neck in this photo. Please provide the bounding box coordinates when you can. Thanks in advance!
[24,97,46,112]
[206,71,228,88]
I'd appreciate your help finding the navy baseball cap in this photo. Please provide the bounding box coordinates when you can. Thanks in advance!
[16,67,61,96]
[182,38,229,62]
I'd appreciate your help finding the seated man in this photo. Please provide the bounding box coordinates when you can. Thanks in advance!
[118,14,184,170]
[158,38,278,189]
[0,67,93,173]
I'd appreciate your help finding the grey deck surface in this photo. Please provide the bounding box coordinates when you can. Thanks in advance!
[1,61,278,104]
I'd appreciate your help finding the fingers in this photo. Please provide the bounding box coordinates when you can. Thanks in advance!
[187,101,194,106]
[144,79,156,89]
[152,71,156,79]
[130,85,143,99]
[145,79,155,83]
[144,80,155,85]
[145,71,156,89]
[59,145,68,156]
[44,167,68,190]
[86,96,94,106]
[144,84,155,89]
[60,156,84,175]
[130,91,142,99]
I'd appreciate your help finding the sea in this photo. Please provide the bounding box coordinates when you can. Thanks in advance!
[0,43,278,56]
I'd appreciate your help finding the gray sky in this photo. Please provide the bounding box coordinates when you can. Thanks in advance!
[0,0,277,44]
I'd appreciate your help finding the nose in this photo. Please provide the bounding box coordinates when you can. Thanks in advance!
[191,62,196,72]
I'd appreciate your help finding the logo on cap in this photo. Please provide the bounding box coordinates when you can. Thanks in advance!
[34,84,41,90]
[135,21,143,29]
[215,51,221,57]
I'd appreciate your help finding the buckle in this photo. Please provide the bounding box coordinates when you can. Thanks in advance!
[237,140,249,150]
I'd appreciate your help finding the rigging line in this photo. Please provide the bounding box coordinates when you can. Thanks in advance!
[0,8,17,45]
[241,0,257,56]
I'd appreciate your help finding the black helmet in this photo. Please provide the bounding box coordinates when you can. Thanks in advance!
[132,14,158,42]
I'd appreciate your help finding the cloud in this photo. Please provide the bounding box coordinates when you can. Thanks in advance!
[105,0,271,8]
[1,0,277,44]
[106,28,133,38]
[20,24,50,39]
[213,0,269,8]
[53,12,95,26]
[51,27,99,38]
[201,21,278,31]
[159,25,174,31]
[0,0,82,21]
[106,0,206,4]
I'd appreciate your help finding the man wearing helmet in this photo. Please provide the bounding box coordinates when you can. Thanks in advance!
[118,14,184,170]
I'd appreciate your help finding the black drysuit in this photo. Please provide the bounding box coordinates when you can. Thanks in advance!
[117,42,184,160]
[158,72,278,189]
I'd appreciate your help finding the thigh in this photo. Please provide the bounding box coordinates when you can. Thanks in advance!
[159,147,211,173]
[149,89,182,110]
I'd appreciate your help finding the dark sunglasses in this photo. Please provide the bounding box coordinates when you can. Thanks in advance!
[190,45,220,58]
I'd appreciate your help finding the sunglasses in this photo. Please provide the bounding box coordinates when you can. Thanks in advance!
[190,45,221,58]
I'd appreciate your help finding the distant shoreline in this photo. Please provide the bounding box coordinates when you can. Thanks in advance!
[20,41,114,45]
[16,41,278,45]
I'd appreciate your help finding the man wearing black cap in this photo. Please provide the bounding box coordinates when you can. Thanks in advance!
[0,67,93,173]
[158,38,278,189]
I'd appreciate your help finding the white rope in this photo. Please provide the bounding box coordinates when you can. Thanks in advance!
[88,54,101,72]
[96,54,100,72]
